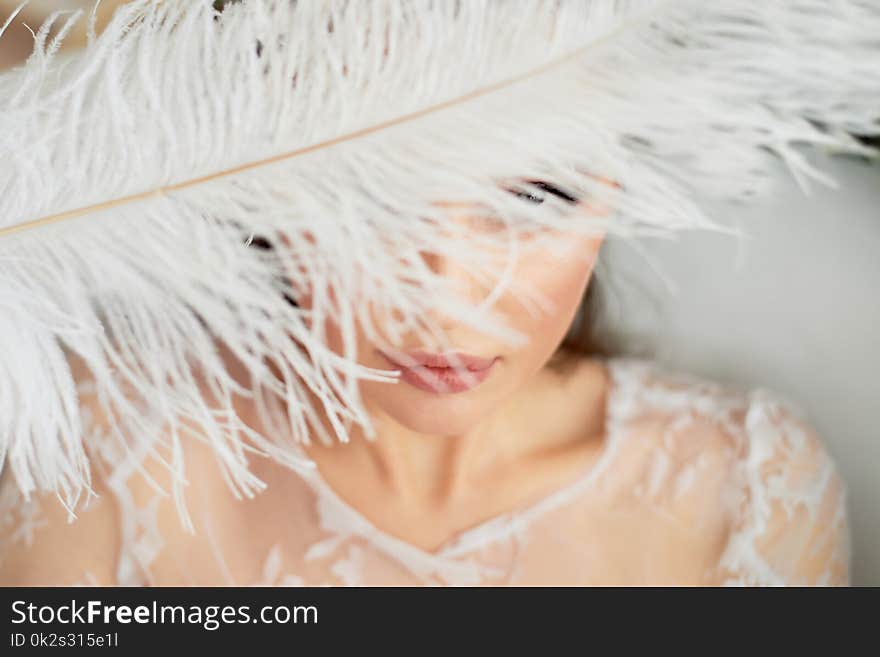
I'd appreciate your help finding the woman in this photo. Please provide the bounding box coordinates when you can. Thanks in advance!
[0,185,850,585]
[0,1,868,587]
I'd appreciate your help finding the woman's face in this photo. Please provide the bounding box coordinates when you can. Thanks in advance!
[305,186,608,437]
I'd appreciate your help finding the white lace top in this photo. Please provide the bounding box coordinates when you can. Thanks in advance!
[0,356,851,586]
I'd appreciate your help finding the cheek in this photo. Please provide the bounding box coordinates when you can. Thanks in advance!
[312,234,601,436]
[500,234,600,354]
[318,233,599,365]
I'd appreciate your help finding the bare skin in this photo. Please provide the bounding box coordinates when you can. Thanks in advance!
[285,211,610,551]
[0,193,615,582]
[0,2,622,581]
[0,2,628,583]
[0,185,847,584]
[0,8,848,587]
[249,348,611,554]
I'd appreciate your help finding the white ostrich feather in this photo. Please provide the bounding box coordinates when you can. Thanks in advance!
[0,0,877,526]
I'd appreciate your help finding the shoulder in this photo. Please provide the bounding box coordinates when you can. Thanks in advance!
[0,468,120,586]
[605,357,850,585]
[605,356,842,469]
[602,356,757,481]
[0,363,125,586]
[718,387,851,585]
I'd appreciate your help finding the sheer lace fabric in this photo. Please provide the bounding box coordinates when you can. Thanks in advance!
[0,357,851,586]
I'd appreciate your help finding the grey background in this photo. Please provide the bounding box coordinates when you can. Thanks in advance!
[596,151,879,585]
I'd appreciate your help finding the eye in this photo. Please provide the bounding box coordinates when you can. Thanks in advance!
[505,179,580,205]
[507,187,545,204]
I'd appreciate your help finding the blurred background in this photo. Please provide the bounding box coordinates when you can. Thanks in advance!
[2,0,878,585]
[595,151,880,585]
[0,0,126,68]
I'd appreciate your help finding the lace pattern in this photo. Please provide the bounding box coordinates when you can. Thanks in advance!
[0,357,851,586]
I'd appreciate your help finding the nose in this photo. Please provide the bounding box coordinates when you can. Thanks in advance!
[417,213,511,333]
[419,246,494,310]
[422,198,532,316]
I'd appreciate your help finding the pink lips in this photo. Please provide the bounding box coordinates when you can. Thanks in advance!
[378,349,499,394]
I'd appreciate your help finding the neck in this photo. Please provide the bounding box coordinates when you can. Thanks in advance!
[297,356,609,509]
[350,396,512,505]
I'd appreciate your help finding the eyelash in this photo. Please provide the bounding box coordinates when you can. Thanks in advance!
[506,180,579,205]
[243,180,580,245]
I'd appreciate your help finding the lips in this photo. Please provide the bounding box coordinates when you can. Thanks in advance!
[377,349,498,394]
[397,350,495,371]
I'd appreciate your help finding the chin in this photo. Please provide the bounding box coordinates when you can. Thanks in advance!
[368,386,502,437]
